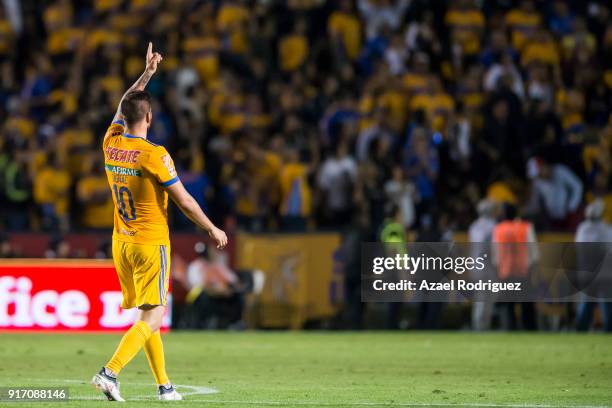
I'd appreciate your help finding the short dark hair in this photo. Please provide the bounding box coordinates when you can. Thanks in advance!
[120,91,152,127]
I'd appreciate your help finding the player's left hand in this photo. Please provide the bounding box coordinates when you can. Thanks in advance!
[209,226,228,249]
[145,42,163,74]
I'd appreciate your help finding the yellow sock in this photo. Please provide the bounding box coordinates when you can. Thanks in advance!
[106,320,152,375]
[144,330,169,385]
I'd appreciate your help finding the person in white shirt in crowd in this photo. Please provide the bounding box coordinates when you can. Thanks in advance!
[358,0,411,39]
[526,157,583,228]
[317,142,358,227]
[484,51,525,99]
[575,200,612,332]
[526,65,554,106]
[404,10,438,53]
[384,32,408,75]
[384,165,417,229]
[468,199,498,330]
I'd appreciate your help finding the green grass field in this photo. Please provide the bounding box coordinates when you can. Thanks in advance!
[1,332,610,407]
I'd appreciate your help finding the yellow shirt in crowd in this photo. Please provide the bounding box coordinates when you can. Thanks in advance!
[521,40,559,67]
[403,72,429,95]
[34,166,72,216]
[183,36,220,83]
[328,11,362,61]
[409,92,455,131]
[487,181,518,205]
[445,8,485,55]
[77,174,115,228]
[279,34,309,71]
[505,9,541,50]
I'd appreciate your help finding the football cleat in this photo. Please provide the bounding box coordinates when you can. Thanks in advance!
[158,384,183,401]
[91,367,125,402]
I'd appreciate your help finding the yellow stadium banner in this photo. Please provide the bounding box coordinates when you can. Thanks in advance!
[235,232,342,329]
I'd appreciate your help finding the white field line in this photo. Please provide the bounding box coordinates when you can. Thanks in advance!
[19,379,611,408]
[20,378,218,399]
[58,378,218,396]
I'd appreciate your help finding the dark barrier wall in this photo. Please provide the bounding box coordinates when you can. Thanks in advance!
[4,232,229,262]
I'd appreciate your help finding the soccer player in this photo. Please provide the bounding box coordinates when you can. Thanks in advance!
[91,43,228,402]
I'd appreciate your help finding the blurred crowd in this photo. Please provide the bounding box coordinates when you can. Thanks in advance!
[0,0,611,236]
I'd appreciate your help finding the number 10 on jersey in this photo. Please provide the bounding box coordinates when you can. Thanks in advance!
[112,184,137,221]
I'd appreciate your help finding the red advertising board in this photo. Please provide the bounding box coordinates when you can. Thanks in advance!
[0,260,170,332]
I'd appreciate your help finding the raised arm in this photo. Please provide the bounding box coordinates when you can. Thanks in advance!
[112,42,163,124]
[166,180,228,249]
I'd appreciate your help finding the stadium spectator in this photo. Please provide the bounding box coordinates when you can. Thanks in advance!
[444,0,485,59]
[328,0,362,63]
[414,212,450,330]
[340,210,372,330]
[379,204,407,330]
[173,149,212,230]
[384,165,416,228]
[586,172,612,224]
[186,242,244,329]
[445,101,472,167]
[34,153,71,231]
[505,0,541,51]
[279,147,312,231]
[358,0,410,40]
[279,19,309,73]
[403,127,439,218]
[186,242,213,328]
[357,108,395,162]
[76,157,114,230]
[574,200,612,332]
[479,97,524,178]
[1,146,32,230]
[0,0,608,239]
[548,0,576,37]
[492,204,538,330]
[483,51,525,98]
[526,157,583,229]
[0,0,611,333]
[468,199,498,331]
[404,11,438,56]
[317,142,358,228]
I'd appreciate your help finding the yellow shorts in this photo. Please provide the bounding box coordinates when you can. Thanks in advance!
[112,239,170,309]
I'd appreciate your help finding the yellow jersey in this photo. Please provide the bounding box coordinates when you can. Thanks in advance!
[103,121,179,245]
